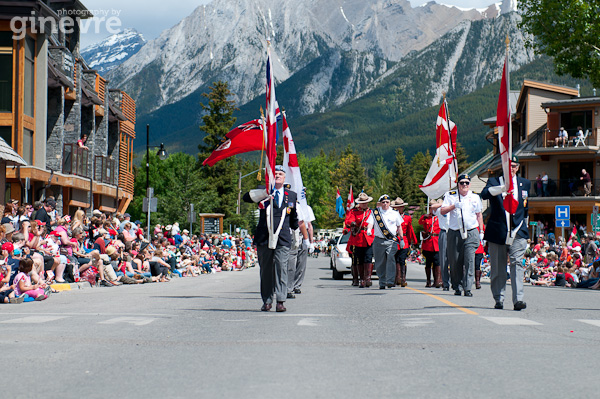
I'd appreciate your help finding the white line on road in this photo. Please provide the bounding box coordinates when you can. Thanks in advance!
[396,312,466,317]
[297,318,319,326]
[223,319,249,322]
[259,314,337,317]
[480,317,542,326]
[1,316,69,324]
[577,319,600,327]
[0,312,173,317]
[98,317,156,326]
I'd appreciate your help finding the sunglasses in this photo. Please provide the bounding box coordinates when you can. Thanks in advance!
[459,181,470,186]
[381,200,390,203]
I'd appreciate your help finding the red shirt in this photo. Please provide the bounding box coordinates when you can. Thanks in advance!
[400,214,417,249]
[344,208,374,247]
[418,214,439,252]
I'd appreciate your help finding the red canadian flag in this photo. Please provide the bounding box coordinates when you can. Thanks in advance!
[497,51,518,214]
[346,185,354,211]
[202,119,264,167]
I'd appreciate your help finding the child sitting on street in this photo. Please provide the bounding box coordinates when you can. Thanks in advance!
[14,258,48,301]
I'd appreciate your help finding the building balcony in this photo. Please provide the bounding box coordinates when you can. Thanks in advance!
[528,178,600,198]
[94,155,116,186]
[62,144,90,178]
[533,128,598,154]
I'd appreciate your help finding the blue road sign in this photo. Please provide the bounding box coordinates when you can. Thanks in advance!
[555,205,570,220]
[556,219,570,228]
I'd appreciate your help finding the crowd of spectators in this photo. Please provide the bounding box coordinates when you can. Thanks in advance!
[0,197,256,304]
[478,229,600,290]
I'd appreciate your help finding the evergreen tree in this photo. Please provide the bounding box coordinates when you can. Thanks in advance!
[368,156,391,201]
[197,81,241,226]
[390,147,413,201]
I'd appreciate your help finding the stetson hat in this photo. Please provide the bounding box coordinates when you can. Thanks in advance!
[355,192,373,204]
[391,197,408,208]
[429,198,443,208]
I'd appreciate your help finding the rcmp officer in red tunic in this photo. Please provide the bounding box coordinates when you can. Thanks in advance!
[418,199,442,288]
[391,198,417,286]
[343,192,375,287]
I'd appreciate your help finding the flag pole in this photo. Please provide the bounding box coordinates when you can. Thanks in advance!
[506,34,514,239]
[266,38,274,247]
[443,93,467,237]
[258,107,265,182]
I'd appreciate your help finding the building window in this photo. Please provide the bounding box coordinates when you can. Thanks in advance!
[0,32,13,113]
[23,127,33,164]
[0,125,11,146]
[24,35,35,117]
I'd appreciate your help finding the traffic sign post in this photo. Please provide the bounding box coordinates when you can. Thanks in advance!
[555,205,570,242]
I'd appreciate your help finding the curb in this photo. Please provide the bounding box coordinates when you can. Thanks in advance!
[50,282,93,291]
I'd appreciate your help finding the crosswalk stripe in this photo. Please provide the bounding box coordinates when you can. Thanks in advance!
[480,317,542,326]
[98,317,156,326]
[297,318,319,326]
[0,316,68,324]
[577,320,600,327]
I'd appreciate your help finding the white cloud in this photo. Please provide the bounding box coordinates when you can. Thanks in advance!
[80,0,211,48]
[409,0,496,8]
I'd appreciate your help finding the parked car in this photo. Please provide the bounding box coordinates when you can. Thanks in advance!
[331,232,352,280]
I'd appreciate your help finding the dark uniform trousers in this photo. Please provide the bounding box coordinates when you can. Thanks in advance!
[258,245,290,304]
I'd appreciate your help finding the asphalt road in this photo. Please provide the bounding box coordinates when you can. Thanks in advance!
[2,256,599,399]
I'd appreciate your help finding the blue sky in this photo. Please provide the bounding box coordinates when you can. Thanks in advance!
[80,0,499,48]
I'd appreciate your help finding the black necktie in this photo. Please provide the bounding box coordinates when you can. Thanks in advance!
[274,190,280,208]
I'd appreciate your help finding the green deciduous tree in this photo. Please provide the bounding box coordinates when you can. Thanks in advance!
[519,0,600,87]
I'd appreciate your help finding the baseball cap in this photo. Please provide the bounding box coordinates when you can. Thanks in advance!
[1,242,14,253]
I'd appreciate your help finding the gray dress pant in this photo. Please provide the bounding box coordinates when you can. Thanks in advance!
[257,245,290,304]
[286,242,307,293]
[373,236,398,287]
[438,230,450,288]
[488,238,527,305]
[293,242,308,290]
[447,228,478,292]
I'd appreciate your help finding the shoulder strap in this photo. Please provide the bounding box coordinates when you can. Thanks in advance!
[373,208,397,242]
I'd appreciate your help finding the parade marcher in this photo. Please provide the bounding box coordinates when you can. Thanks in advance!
[289,188,315,294]
[286,185,311,298]
[243,166,304,312]
[481,156,530,310]
[474,227,485,289]
[433,199,450,290]
[440,173,484,297]
[344,192,375,288]
[369,194,403,289]
[391,198,417,286]
[418,199,442,288]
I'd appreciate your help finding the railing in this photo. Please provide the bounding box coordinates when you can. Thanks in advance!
[537,128,594,148]
[119,170,134,195]
[529,178,600,197]
[94,155,116,186]
[62,144,89,178]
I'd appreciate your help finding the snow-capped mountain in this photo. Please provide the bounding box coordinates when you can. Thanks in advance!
[106,0,515,115]
[81,28,146,74]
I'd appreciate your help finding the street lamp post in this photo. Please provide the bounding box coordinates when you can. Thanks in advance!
[146,124,168,240]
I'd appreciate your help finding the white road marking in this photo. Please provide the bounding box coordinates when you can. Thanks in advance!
[223,319,249,322]
[297,318,319,326]
[480,317,542,326]
[260,314,337,317]
[397,312,465,317]
[98,317,156,326]
[577,319,600,327]
[1,316,68,324]
[402,318,435,327]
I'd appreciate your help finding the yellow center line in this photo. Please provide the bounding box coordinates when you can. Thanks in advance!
[405,286,478,315]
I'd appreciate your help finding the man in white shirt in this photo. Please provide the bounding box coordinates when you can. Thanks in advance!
[433,199,450,291]
[369,194,404,289]
[441,174,484,297]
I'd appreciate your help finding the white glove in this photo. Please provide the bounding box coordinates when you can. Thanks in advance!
[309,242,315,252]
[249,188,269,203]
[480,233,484,242]
[454,201,463,210]
[303,239,310,249]
[366,230,372,236]
[488,185,505,196]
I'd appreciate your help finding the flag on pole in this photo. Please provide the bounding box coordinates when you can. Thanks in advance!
[497,48,518,214]
[336,188,345,218]
[265,45,277,193]
[202,119,264,166]
[282,113,309,218]
[419,101,458,199]
[346,185,354,211]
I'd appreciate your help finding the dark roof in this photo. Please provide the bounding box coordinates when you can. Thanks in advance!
[108,101,127,122]
[541,96,600,108]
[48,59,74,90]
[81,81,103,107]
